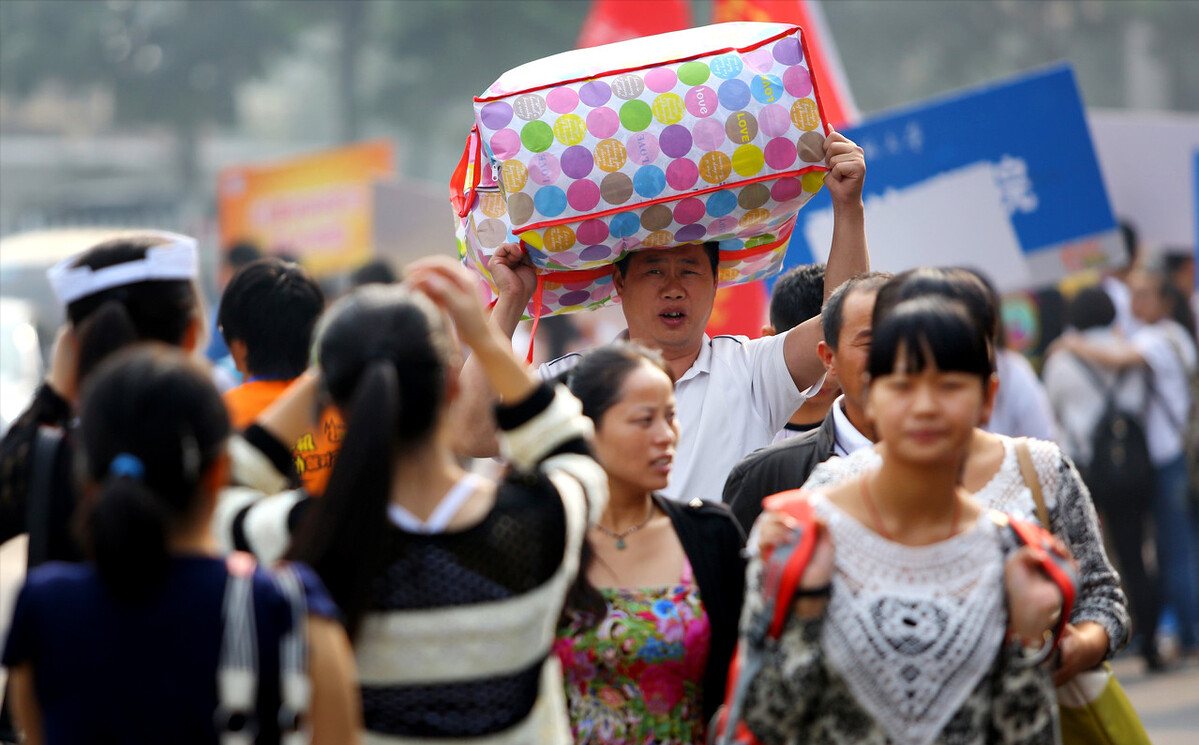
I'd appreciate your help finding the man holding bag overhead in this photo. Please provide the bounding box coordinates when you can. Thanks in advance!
[455,131,867,504]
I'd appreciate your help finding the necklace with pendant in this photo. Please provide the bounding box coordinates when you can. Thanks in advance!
[594,500,655,550]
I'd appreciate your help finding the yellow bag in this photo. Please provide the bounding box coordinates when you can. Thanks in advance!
[1056,663,1151,745]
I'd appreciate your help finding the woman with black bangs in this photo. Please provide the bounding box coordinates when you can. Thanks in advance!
[795,267,1128,686]
[740,298,1063,745]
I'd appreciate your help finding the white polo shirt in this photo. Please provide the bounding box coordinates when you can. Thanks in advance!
[540,333,811,503]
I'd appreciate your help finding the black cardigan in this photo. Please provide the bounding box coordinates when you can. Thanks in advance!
[654,493,747,725]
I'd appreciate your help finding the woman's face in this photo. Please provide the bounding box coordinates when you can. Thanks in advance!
[592,362,679,495]
[866,352,994,467]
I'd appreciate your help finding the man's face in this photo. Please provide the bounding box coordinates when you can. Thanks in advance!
[613,244,718,356]
[830,289,877,410]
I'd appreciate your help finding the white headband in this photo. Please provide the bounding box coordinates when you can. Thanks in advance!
[47,231,199,306]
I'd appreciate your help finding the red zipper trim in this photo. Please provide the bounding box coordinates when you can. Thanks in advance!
[474,25,801,103]
[516,165,825,234]
[797,26,833,137]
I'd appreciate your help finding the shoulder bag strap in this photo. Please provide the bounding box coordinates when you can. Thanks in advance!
[1014,438,1050,529]
[217,552,260,745]
[26,426,64,568]
[274,564,311,745]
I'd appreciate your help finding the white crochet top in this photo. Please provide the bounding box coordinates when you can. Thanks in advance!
[802,435,1130,654]
[810,492,1008,745]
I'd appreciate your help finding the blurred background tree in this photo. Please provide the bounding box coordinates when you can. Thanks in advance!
[0,0,1195,234]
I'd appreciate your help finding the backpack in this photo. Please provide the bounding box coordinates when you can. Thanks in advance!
[1075,363,1155,515]
[709,490,1075,745]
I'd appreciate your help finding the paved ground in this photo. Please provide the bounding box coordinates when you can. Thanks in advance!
[1110,654,1199,745]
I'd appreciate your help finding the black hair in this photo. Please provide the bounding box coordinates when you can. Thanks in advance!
[1067,287,1116,331]
[218,258,325,380]
[769,263,825,333]
[285,285,451,638]
[819,272,891,351]
[350,259,399,288]
[66,236,199,387]
[960,267,1007,349]
[226,240,263,270]
[872,267,998,368]
[868,297,993,384]
[1119,220,1139,266]
[75,345,229,604]
[613,241,720,279]
[563,343,675,628]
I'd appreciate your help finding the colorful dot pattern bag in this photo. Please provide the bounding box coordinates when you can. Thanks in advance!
[452,22,831,318]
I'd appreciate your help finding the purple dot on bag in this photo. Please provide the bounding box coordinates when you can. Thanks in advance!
[783,66,813,98]
[610,212,640,238]
[706,190,738,217]
[480,102,513,131]
[758,104,791,137]
[579,80,612,107]
[645,67,678,93]
[489,129,521,159]
[673,197,706,225]
[578,220,610,245]
[666,158,699,190]
[764,137,797,170]
[692,119,725,151]
[717,79,751,111]
[710,217,740,237]
[560,289,592,307]
[567,180,601,212]
[674,224,706,243]
[561,146,594,179]
[771,178,803,202]
[772,37,803,66]
[745,48,775,74]
[633,165,667,198]
[587,107,619,138]
[626,132,660,165]
[660,125,693,158]
[547,87,579,114]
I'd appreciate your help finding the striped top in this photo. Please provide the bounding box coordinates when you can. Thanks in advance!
[215,384,608,743]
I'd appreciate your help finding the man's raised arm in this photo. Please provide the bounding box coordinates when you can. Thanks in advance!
[446,243,536,458]
[783,129,869,392]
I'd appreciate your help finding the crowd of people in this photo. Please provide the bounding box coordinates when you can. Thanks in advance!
[0,126,1194,745]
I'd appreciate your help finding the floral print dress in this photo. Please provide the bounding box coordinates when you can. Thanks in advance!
[555,559,712,744]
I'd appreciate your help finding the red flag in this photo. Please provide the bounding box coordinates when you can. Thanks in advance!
[706,282,769,339]
[577,0,693,48]
[712,0,858,127]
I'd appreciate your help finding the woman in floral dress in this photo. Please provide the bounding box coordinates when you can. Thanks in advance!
[555,344,745,744]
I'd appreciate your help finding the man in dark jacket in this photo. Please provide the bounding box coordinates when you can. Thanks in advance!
[723,272,889,532]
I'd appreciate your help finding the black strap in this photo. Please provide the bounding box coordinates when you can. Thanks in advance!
[26,426,64,569]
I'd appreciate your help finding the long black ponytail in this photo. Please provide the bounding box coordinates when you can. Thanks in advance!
[76,346,229,603]
[285,285,449,638]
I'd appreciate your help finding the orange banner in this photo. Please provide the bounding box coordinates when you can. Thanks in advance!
[217,140,395,276]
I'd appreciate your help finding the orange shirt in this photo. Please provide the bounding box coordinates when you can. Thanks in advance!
[223,380,345,496]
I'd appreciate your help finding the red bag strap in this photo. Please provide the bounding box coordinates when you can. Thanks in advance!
[760,490,820,639]
[526,271,545,365]
[450,126,482,218]
[992,511,1077,652]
